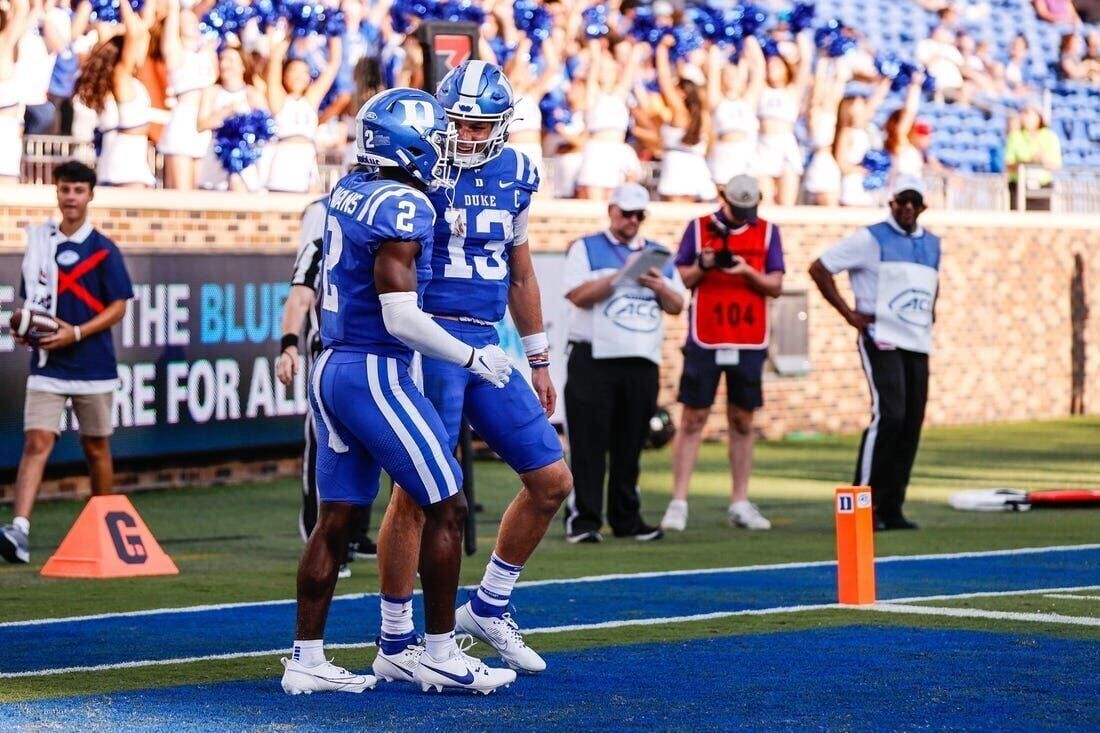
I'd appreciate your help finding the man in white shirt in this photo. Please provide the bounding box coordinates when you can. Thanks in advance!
[561,183,685,543]
[809,176,941,531]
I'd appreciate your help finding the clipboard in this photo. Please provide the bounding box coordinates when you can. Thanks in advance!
[612,247,671,287]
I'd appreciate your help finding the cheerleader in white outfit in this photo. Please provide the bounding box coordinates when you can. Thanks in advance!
[576,39,643,200]
[0,0,30,184]
[265,31,342,194]
[834,80,891,207]
[706,38,763,190]
[74,0,157,188]
[755,32,813,206]
[884,74,927,183]
[196,47,268,192]
[158,1,217,190]
[802,60,844,206]
[504,36,559,181]
[653,38,714,202]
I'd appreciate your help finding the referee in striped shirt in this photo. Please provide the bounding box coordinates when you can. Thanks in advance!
[277,196,374,575]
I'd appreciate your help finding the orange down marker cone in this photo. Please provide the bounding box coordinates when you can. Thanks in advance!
[41,495,179,578]
[835,487,875,604]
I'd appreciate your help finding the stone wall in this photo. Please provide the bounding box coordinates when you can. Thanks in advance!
[3,186,1098,447]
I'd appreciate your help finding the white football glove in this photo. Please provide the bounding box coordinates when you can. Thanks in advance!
[466,344,513,388]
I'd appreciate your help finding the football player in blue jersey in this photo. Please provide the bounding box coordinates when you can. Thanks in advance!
[281,87,517,696]
[371,61,573,681]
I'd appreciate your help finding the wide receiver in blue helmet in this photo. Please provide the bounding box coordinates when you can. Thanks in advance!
[372,61,573,682]
[282,87,516,697]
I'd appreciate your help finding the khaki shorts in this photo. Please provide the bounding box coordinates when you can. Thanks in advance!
[24,389,114,437]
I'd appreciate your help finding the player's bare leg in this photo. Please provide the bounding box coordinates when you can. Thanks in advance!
[456,459,572,673]
[377,487,424,599]
[281,501,375,695]
[1,430,55,563]
[417,491,469,634]
[80,436,114,496]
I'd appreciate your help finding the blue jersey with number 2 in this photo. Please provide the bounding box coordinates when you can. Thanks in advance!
[423,147,539,323]
[319,172,437,362]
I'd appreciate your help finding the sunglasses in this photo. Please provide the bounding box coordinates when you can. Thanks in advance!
[893,193,925,208]
[619,209,647,221]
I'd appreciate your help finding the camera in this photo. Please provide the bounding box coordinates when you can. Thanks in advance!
[713,248,737,269]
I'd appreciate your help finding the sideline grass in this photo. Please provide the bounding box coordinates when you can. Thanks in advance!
[1,418,1098,622]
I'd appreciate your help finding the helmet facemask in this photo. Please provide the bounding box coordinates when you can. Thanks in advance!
[444,108,514,168]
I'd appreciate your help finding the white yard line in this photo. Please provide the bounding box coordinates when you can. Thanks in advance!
[1044,594,1100,601]
[3,542,1097,629]
[862,603,1100,627]
[883,584,1100,604]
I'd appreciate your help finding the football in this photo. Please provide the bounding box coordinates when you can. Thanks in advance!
[9,307,60,344]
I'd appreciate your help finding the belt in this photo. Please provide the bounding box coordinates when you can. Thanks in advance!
[430,313,496,327]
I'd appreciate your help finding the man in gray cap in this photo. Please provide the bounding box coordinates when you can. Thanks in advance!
[809,176,941,530]
[562,183,685,543]
[660,175,785,533]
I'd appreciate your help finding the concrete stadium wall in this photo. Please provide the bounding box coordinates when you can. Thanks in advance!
[3,186,1099,448]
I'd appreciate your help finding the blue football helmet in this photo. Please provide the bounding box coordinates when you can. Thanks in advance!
[355,88,456,189]
[435,60,515,168]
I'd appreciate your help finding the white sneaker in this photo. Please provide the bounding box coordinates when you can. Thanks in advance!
[413,639,517,695]
[372,639,423,684]
[456,601,546,673]
[660,500,688,531]
[280,657,376,695]
[337,563,351,579]
[728,501,772,530]
[0,523,29,564]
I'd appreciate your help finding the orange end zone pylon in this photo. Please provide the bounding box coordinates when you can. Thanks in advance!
[41,495,179,578]
[835,487,875,605]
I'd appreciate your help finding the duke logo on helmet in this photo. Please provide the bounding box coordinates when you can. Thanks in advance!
[355,88,456,189]
[436,60,515,168]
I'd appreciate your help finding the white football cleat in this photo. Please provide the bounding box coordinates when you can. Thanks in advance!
[372,640,423,684]
[412,639,516,695]
[728,501,772,530]
[455,602,546,673]
[660,500,688,532]
[280,657,376,695]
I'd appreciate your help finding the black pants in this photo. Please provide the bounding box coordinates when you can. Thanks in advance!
[563,342,658,535]
[854,335,929,521]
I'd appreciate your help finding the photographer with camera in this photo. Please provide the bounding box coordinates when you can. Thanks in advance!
[660,175,785,533]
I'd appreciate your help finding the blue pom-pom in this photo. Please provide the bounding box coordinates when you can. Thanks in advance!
[539,89,572,132]
[815,18,855,58]
[738,2,770,39]
[921,71,937,95]
[319,7,346,37]
[789,1,816,34]
[669,24,703,61]
[630,6,667,45]
[87,0,144,24]
[489,36,515,66]
[761,38,781,58]
[200,0,254,40]
[252,0,279,31]
[436,0,485,24]
[861,149,892,190]
[515,0,553,45]
[214,111,277,174]
[282,0,325,38]
[582,4,610,39]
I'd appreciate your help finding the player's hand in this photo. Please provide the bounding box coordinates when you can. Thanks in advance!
[721,256,751,276]
[38,317,75,351]
[276,345,299,386]
[698,249,716,271]
[638,267,666,294]
[846,311,875,332]
[530,365,556,417]
[467,344,513,388]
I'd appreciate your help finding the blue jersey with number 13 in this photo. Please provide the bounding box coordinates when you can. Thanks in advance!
[319,171,437,362]
[423,147,540,324]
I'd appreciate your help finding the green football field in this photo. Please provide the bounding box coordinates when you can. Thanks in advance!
[1,418,1098,729]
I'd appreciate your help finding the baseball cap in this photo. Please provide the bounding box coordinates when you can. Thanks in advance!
[891,175,928,200]
[610,182,650,211]
[722,174,761,222]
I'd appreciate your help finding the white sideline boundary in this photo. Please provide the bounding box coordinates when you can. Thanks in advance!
[1045,594,1100,601]
[2,542,1097,629]
[5,583,1100,679]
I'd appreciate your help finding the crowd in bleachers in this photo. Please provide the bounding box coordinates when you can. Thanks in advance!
[0,0,1098,203]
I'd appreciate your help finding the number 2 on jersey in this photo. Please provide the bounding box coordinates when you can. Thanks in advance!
[443,208,513,281]
[321,215,343,313]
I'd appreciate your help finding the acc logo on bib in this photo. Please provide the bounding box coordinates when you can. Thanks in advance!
[602,292,661,333]
[56,250,81,267]
[888,288,934,327]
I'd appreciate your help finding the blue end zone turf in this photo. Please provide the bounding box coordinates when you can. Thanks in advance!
[4,627,1098,732]
[2,547,1098,675]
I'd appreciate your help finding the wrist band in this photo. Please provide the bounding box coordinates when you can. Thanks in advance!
[280,333,299,353]
[528,358,550,369]
[520,332,550,357]
[74,325,82,343]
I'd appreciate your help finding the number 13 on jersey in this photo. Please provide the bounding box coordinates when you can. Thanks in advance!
[443,208,514,281]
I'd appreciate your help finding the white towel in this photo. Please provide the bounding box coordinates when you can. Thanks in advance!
[21,221,59,369]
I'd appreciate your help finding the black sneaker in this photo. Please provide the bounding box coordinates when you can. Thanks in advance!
[614,523,664,542]
[349,536,377,560]
[565,530,603,544]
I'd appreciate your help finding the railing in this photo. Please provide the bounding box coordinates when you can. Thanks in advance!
[17,134,1100,212]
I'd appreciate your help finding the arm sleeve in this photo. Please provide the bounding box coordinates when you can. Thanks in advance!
[100,242,134,302]
[764,224,785,274]
[674,221,697,266]
[379,291,473,366]
[513,206,530,245]
[818,228,876,274]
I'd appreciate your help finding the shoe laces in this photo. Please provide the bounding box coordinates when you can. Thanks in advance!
[498,612,527,647]
[454,635,490,675]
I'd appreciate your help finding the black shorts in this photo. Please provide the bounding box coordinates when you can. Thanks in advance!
[677,342,766,411]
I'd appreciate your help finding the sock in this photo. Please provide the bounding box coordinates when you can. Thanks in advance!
[424,631,457,662]
[470,553,523,618]
[292,639,324,667]
[379,593,416,654]
[12,517,29,535]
